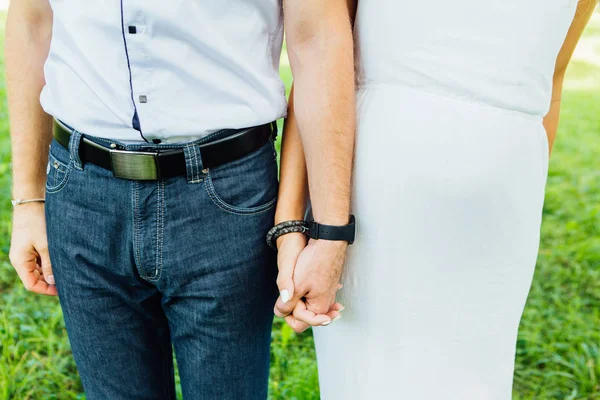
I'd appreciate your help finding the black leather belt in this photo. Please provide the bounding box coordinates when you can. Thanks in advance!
[53,120,275,181]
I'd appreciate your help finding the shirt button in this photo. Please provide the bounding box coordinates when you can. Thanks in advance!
[152,139,162,144]
[128,26,137,34]
[139,95,147,103]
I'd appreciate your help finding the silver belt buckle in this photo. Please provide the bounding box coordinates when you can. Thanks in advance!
[110,149,160,180]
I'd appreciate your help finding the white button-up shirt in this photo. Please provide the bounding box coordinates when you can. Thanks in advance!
[41,1,287,143]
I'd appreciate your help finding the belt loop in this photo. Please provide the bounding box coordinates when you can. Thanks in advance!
[68,129,84,171]
[183,144,205,184]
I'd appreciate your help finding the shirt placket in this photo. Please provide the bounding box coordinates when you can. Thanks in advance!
[120,1,155,141]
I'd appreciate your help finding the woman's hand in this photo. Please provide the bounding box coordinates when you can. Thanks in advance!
[275,232,308,309]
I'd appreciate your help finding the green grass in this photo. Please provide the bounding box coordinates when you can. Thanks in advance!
[513,88,600,400]
[1,13,600,400]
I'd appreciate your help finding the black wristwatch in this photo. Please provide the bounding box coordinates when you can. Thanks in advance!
[308,215,356,245]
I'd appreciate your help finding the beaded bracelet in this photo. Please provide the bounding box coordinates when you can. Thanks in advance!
[266,220,310,250]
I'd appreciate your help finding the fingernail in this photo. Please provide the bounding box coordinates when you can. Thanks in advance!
[339,306,345,312]
[280,289,290,304]
[46,275,55,285]
[321,320,332,326]
[333,315,342,322]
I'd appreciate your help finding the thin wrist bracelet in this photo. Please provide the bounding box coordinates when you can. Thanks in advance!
[11,198,46,207]
[266,220,310,250]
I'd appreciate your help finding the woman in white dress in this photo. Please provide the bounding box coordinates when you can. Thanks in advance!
[275,0,597,398]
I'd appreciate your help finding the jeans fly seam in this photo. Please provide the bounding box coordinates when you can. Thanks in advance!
[149,179,165,282]
[143,179,164,282]
[160,179,164,278]
[132,182,144,274]
[152,181,160,280]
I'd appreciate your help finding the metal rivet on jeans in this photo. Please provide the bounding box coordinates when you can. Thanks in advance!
[53,161,60,169]
[202,168,209,174]
[110,143,117,149]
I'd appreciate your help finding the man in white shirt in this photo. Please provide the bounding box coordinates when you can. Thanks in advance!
[7,0,355,398]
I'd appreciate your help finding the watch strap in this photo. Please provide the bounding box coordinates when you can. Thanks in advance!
[309,215,356,245]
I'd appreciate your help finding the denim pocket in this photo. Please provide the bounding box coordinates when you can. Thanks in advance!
[205,141,278,215]
[45,140,72,194]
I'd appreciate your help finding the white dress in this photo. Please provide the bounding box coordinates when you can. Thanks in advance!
[313,1,577,399]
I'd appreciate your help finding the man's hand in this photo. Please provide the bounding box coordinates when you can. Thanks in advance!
[275,238,345,332]
[274,0,355,332]
[9,202,57,296]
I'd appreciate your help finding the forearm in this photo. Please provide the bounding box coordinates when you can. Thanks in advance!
[6,1,53,199]
[275,86,309,224]
[285,1,355,225]
[543,0,597,155]
[543,72,568,155]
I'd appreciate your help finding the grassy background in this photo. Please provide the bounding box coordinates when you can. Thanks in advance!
[1,11,600,400]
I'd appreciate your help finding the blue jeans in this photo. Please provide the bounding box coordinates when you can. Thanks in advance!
[45,127,279,399]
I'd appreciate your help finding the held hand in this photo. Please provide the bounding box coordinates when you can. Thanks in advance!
[284,300,344,334]
[9,203,57,296]
[274,238,347,332]
[274,232,307,311]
